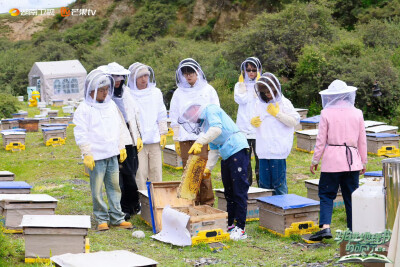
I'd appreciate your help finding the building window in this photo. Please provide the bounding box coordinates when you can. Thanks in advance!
[54,79,61,95]
[36,79,41,92]
[70,78,79,93]
[53,77,79,95]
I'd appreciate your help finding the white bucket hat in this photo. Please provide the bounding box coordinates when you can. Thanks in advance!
[319,80,357,95]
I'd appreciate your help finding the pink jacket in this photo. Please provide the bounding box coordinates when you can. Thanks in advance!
[312,107,367,172]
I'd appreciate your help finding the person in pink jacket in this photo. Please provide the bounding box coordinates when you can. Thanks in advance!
[309,80,367,241]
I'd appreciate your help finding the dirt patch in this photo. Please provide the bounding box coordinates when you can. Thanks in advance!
[294,173,311,180]
[66,179,89,185]
[2,15,49,41]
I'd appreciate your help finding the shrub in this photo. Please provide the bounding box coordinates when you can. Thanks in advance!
[63,18,109,47]
[0,93,19,119]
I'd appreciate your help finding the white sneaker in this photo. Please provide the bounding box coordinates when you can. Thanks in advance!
[230,226,247,241]
[227,224,235,233]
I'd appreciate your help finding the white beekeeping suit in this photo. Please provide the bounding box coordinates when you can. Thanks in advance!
[234,57,262,139]
[253,72,300,159]
[169,58,220,142]
[73,69,131,160]
[101,62,143,150]
[128,63,168,144]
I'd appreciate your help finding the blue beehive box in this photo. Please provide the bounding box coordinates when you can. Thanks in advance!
[364,170,383,178]
[0,181,32,194]
[300,115,320,130]
[257,194,320,235]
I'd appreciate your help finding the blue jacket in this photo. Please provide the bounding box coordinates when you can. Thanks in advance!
[199,105,249,160]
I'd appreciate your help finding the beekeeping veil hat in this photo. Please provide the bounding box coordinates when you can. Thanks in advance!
[127,62,156,91]
[175,58,207,89]
[319,80,357,109]
[178,102,206,135]
[84,69,114,107]
[239,57,262,83]
[107,62,130,82]
[254,72,282,104]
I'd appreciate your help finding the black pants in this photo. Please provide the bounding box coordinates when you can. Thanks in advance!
[221,149,250,229]
[318,171,359,230]
[246,139,259,186]
[118,145,140,215]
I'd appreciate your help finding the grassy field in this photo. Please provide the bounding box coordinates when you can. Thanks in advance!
[0,102,383,266]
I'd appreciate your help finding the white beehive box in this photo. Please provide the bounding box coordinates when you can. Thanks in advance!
[364,120,387,129]
[0,171,15,181]
[214,187,274,221]
[366,125,398,134]
[296,129,318,153]
[21,215,91,260]
[0,194,58,230]
[163,144,183,169]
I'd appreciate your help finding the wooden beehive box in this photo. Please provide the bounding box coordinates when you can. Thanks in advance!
[366,125,398,135]
[257,194,320,235]
[304,179,344,208]
[366,133,400,154]
[138,190,152,226]
[51,250,158,267]
[42,127,67,143]
[1,131,26,148]
[12,112,28,119]
[364,120,386,129]
[295,129,318,153]
[41,123,68,129]
[0,171,15,181]
[50,117,71,125]
[1,119,20,130]
[364,170,383,179]
[150,181,194,232]
[0,181,32,194]
[52,100,64,107]
[21,215,91,260]
[163,144,183,169]
[300,115,320,130]
[37,118,50,130]
[214,187,274,220]
[47,110,59,117]
[0,194,58,230]
[173,205,228,236]
[18,119,40,132]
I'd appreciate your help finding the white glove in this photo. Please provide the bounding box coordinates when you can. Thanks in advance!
[237,82,246,94]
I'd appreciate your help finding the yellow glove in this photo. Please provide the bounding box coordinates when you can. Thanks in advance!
[267,103,280,117]
[174,141,181,157]
[136,137,143,153]
[119,148,127,163]
[160,135,167,149]
[250,116,262,128]
[204,168,211,175]
[83,155,95,171]
[188,142,203,155]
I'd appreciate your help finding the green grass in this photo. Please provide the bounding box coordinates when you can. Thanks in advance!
[0,102,384,266]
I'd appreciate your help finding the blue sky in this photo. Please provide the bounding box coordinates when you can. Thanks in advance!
[0,0,76,14]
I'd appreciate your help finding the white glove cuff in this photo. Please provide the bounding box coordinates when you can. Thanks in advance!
[196,127,222,145]
[79,144,92,156]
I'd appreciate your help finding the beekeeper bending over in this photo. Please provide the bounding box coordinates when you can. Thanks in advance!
[73,69,133,231]
[251,72,300,195]
[101,62,143,220]
[309,80,367,241]
[170,58,220,205]
[128,63,168,190]
[179,103,249,241]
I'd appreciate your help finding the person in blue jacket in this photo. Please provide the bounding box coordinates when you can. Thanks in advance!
[178,103,250,241]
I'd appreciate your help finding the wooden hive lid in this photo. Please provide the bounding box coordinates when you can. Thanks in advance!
[0,194,57,202]
[0,171,14,177]
[20,215,91,229]
[51,250,158,267]
[295,129,319,136]
[366,125,398,133]
[0,181,32,189]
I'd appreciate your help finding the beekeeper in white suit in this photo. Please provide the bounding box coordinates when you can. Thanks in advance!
[128,62,168,190]
[234,57,262,186]
[100,62,144,220]
[169,58,220,205]
[73,69,133,231]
